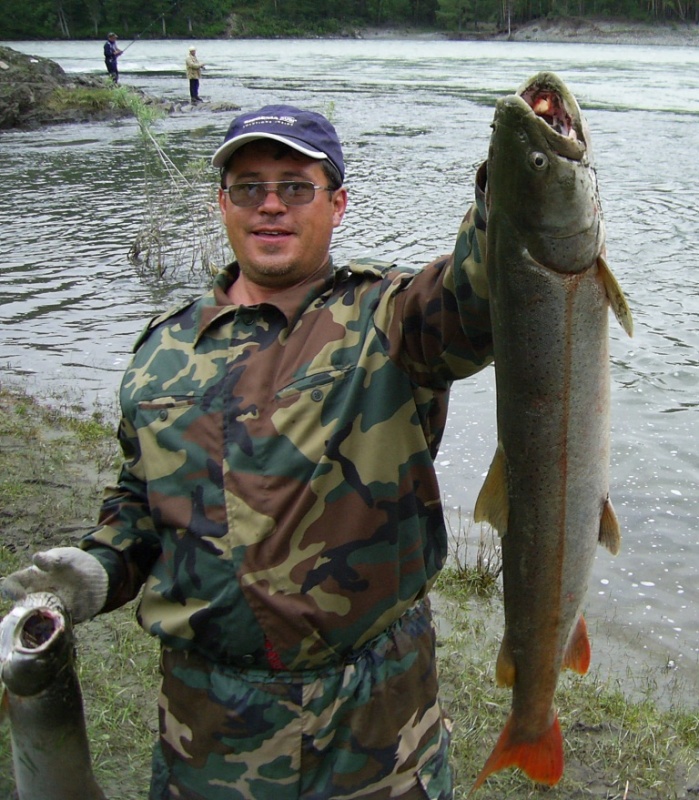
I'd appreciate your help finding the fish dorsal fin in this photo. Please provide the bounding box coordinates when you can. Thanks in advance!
[598,255,633,337]
[599,497,622,555]
[562,615,591,675]
[474,444,509,535]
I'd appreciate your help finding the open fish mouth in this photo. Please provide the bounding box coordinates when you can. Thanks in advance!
[0,592,66,692]
[520,84,579,140]
[490,72,590,162]
[13,606,64,651]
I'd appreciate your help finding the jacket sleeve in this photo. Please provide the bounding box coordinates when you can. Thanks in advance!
[380,161,492,387]
[80,410,162,611]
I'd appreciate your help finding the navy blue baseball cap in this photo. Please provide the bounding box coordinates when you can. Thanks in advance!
[212,105,345,183]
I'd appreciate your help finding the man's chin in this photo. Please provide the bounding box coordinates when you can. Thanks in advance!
[238,260,297,288]
[253,262,295,279]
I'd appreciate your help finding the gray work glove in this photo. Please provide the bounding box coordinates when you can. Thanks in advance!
[1,547,108,623]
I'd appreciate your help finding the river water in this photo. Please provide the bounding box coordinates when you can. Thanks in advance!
[2,37,699,705]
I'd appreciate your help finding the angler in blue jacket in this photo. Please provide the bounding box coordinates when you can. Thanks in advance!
[104,32,123,83]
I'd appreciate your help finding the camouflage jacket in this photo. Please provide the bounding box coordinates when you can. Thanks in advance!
[83,172,492,670]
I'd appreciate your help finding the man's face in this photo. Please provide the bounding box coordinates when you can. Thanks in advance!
[218,141,347,292]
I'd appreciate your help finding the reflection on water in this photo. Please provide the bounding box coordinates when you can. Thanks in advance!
[2,38,699,703]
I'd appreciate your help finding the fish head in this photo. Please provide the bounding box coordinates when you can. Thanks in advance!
[487,71,605,274]
[0,593,73,696]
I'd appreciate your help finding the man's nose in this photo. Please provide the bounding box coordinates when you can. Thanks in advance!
[257,186,287,211]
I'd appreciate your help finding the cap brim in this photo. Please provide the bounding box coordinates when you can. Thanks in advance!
[212,133,328,169]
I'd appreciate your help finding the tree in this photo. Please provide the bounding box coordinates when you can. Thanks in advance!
[437,0,481,31]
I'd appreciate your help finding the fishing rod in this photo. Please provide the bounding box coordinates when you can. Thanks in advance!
[119,0,186,54]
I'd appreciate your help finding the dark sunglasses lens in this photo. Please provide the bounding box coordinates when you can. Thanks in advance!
[228,185,263,207]
[280,182,315,205]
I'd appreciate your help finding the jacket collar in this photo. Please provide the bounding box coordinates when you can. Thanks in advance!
[194,261,336,343]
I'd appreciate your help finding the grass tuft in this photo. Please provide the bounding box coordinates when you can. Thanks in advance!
[441,507,502,598]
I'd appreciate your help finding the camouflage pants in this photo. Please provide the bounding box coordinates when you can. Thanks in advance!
[149,602,453,800]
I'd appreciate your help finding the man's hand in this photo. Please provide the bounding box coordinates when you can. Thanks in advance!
[1,547,108,623]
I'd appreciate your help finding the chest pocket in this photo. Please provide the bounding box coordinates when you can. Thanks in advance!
[270,366,357,469]
[275,366,354,402]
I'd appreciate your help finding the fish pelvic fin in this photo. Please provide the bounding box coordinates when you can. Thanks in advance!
[563,615,591,675]
[495,631,516,687]
[598,255,633,337]
[599,496,622,555]
[468,710,564,795]
[474,444,509,534]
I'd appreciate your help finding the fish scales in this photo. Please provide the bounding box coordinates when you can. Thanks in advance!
[0,592,107,800]
[470,72,632,794]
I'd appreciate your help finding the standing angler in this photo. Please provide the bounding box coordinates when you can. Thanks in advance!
[103,32,122,84]
[471,72,633,793]
[185,45,206,104]
[2,105,493,800]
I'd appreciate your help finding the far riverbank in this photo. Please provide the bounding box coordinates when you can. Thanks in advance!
[357,16,699,46]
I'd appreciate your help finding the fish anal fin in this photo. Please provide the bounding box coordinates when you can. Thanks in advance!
[598,255,633,337]
[599,496,622,555]
[468,710,564,795]
[474,444,509,534]
[495,631,516,688]
[563,615,591,675]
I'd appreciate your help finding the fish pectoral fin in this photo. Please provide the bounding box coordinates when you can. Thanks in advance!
[599,497,622,555]
[598,255,634,337]
[474,444,509,534]
[495,631,516,688]
[563,615,591,675]
[0,688,8,725]
[468,710,564,795]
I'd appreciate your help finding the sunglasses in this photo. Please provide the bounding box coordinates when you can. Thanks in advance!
[224,181,333,208]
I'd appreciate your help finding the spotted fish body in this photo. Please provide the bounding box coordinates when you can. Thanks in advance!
[470,72,632,793]
[0,592,106,800]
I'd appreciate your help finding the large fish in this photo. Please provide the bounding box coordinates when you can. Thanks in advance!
[0,592,107,800]
[470,72,633,793]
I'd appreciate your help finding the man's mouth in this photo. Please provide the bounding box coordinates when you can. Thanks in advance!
[254,229,292,237]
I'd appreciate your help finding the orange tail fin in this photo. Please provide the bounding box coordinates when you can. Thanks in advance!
[468,711,564,795]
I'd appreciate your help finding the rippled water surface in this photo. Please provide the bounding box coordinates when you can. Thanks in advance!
[2,38,699,702]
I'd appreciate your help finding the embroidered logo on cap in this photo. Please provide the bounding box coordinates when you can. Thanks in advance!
[242,115,298,128]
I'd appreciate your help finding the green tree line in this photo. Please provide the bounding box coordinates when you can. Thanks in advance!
[0,0,697,40]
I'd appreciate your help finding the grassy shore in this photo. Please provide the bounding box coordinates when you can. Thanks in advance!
[1,383,698,799]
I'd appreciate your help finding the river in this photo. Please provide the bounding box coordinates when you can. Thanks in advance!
[1,37,699,706]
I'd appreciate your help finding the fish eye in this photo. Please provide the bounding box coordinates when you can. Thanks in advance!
[530,151,548,170]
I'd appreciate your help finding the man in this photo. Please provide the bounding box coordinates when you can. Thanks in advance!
[104,32,123,84]
[2,105,491,800]
[185,45,205,103]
